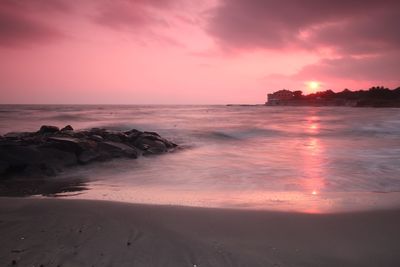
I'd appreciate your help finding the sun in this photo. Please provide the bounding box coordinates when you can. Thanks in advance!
[307,81,320,91]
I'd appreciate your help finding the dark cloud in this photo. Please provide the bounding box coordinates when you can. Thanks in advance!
[0,0,73,47]
[0,8,62,47]
[92,0,177,29]
[297,53,400,81]
[207,0,400,55]
[1,0,73,13]
[0,0,181,47]
[310,9,400,55]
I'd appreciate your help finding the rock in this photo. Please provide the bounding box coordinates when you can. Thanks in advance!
[144,131,161,137]
[98,141,138,158]
[164,140,178,149]
[72,131,90,138]
[90,135,103,142]
[1,125,176,177]
[0,144,42,174]
[47,137,86,154]
[0,160,9,176]
[37,146,78,168]
[134,136,168,154]
[39,125,59,134]
[89,128,107,136]
[125,129,142,143]
[4,132,32,139]
[57,130,75,137]
[134,132,177,153]
[24,163,58,176]
[61,125,74,131]
[78,150,101,164]
[103,132,122,142]
[0,142,78,177]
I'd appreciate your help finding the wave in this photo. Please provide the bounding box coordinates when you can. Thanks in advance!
[46,113,91,121]
[192,128,283,141]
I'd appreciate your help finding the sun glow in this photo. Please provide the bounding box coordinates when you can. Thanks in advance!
[307,81,320,92]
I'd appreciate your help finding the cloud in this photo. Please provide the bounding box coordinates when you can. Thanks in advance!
[91,0,177,30]
[207,0,400,55]
[0,0,183,47]
[297,53,400,81]
[0,1,66,47]
[309,8,400,55]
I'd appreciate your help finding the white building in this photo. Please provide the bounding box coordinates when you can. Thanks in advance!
[266,89,294,105]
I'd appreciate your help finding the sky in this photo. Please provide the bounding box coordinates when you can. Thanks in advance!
[0,0,399,104]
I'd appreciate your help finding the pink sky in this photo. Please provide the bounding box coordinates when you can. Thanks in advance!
[0,0,399,104]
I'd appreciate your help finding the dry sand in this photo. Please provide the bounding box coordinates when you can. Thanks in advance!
[0,198,399,267]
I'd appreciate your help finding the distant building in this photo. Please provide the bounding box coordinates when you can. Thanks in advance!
[266,89,294,105]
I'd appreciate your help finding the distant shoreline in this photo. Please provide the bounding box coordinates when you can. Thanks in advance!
[226,103,400,107]
[265,86,400,107]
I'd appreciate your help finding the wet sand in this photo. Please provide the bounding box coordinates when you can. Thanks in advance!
[0,198,399,267]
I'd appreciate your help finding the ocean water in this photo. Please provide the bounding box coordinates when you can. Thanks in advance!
[1,105,400,213]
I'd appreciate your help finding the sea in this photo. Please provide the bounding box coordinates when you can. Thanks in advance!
[1,105,400,213]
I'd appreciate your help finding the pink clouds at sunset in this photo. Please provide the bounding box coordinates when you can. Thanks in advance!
[0,0,399,104]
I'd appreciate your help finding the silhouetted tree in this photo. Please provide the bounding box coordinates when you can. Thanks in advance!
[293,90,303,98]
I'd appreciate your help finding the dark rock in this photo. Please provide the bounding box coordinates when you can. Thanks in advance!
[1,125,176,177]
[103,132,122,142]
[78,150,102,164]
[134,136,167,154]
[0,160,9,175]
[125,129,142,143]
[165,140,178,149]
[0,144,42,175]
[125,129,142,135]
[47,137,86,154]
[72,131,90,138]
[98,141,138,158]
[90,134,104,142]
[24,163,58,177]
[0,144,41,165]
[144,131,161,137]
[56,130,75,137]
[37,147,77,168]
[4,132,32,139]
[39,125,59,134]
[89,128,107,136]
[0,142,78,177]
[61,125,74,131]
[134,132,177,153]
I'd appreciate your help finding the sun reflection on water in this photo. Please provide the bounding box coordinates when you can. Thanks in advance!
[299,114,326,212]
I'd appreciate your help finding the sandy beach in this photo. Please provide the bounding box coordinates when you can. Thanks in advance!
[1,198,399,267]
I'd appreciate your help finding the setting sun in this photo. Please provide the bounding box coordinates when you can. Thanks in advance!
[308,81,320,91]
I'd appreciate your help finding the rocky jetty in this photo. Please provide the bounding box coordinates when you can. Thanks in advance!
[0,125,177,177]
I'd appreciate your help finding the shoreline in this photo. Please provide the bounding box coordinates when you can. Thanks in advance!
[1,197,400,266]
[226,104,400,108]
